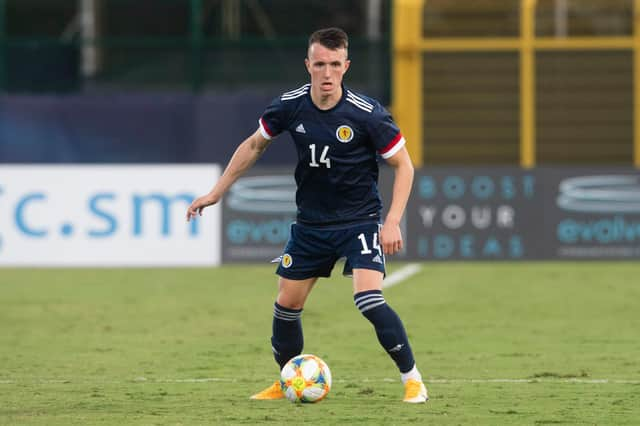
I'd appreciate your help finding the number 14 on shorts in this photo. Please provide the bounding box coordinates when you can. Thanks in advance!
[358,232,382,255]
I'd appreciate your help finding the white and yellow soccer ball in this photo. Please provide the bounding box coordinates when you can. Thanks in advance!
[280,354,332,403]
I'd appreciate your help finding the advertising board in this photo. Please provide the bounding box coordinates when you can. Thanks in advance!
[406,167,640,260]
[0,165,221,266]
[221,167,297,263]
[406,168,543,260]
[542,168,640,259]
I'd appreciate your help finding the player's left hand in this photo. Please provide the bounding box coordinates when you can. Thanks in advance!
[380,221,403,255]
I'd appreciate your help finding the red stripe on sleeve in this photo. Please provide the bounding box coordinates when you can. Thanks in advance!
[260,117,275,137]
[379,132,403,155]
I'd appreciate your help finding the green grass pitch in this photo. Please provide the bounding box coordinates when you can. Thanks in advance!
[1,263,639,425]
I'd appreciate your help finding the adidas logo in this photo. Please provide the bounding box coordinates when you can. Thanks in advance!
[388,344,404,353]
[295,123,306,134]
[372,254,383,264]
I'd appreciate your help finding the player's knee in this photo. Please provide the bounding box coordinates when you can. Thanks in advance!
[276,289,307,310]
[276,296,305,310]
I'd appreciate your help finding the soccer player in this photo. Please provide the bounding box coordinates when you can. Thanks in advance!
[186,27,427,403]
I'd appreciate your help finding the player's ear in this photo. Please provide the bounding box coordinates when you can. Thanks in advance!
[343,59,351,73]
[305,57,311,74]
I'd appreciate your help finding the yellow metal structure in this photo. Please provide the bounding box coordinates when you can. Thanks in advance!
[392,0,425,167]
[393,0,640,167]
[635,0,640,167]
[520,0,536,168]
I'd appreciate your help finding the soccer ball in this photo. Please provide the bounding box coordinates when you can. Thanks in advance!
[280,354,332,403]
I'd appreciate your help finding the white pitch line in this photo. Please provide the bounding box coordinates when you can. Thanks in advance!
[427,378,640,384]
[2,377,639,385]
[383,263,422,288]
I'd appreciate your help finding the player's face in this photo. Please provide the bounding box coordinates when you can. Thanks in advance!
[305,43,350,96]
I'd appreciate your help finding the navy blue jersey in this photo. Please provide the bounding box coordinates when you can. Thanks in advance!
[258,84,406,227]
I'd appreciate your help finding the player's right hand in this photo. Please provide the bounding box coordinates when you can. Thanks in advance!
[186,194,218,222]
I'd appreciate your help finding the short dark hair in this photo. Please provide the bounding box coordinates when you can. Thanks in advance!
[308,27,349,51]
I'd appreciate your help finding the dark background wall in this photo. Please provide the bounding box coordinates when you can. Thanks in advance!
[0,93,297,164]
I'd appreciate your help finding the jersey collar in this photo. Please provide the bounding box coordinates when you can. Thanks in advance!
[308,84,347,113]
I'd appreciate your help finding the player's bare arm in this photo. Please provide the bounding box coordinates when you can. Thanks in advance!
[186,129,272,221]
[380,146,414,255]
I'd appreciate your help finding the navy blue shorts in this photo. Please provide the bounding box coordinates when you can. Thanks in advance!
[275,222,385,280]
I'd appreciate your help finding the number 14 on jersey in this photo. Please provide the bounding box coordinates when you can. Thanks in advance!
[309,144,331,168]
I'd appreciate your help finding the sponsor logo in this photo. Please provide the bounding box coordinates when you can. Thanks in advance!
[224,175,296,261]
[372,254,383,264]
[557,175,640,213]
[2,191,198,239]
[557,216,640,243]
[0,165,220,266]
[281,253,293,268]
[413,174,535,259]
[227,219,292,244]
[227,176,296,214]
[295,123,306,134]
[335,125,354,143]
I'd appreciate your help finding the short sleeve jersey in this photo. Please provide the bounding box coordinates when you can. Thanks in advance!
[259,84,406,227]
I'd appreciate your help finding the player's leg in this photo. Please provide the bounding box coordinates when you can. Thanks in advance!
[271,224,336,368]
[352,269,427,403]
[343,223,427,403]
[272,276,317,369]
[250,276,316,400]
[353,270,415,371]
[252,223,337,400]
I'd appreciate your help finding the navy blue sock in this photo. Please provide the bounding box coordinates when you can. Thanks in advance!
[354,290,416,373]
[270,302,304,369]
